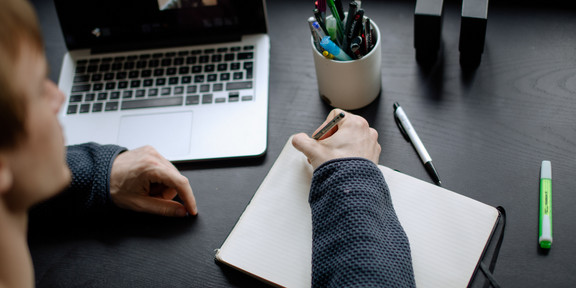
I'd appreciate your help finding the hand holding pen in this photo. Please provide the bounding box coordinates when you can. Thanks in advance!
[292,109,381,169]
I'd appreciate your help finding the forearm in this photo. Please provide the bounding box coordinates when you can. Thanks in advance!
[309,158,416,287]
[30,143,126,219]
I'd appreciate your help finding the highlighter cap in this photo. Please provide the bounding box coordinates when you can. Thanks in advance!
[320,36,340,56]
[541,160,551,179]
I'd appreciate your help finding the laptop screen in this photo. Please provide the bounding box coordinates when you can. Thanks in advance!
[54,0,268,52]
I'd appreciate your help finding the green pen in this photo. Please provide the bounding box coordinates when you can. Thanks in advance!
[539,160,553,249]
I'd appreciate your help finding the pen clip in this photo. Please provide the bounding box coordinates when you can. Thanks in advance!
[394,112,410,142]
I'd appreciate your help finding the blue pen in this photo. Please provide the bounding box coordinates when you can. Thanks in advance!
[320,36,352,61]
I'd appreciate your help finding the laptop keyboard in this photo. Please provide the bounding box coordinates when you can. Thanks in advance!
[66,45,255,114]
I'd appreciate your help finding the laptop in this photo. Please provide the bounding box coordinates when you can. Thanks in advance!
[54,0,270,162]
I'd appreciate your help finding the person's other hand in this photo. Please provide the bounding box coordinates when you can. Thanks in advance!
[292,109,381,170]
[110,146,197,217]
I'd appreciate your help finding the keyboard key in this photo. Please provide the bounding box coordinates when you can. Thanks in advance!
[228,92,240,102]
[136,60,147,69]
[174,86,184,95]
[105,101,119,111]
[226,81,253,90]
[213,83,223,92]
[242,95,253,101]
[179,66,190,74]
[148,88,158,97]
[199,55,209,63]
[93,83,104,91]
[186,56,197,64]
[186,95,200,105]
[99,63,110,72]
[181,76,192,84]
[233,72,243,80]
[69,94,83,102]
[118,81,128,89]
[73,75,90,83]
[110,91,121,99]
[167,67,177,75]
[154,68,164,77]
[207,74,218,82]
[161,87,171,96]
[79,104,91,113]
[97,92,108,100]
[75,66,87,74]
[243,45,254,50]
[224,53,235,61]
[91,74,102,81]
[124,62,135,70]
[149,59,160,68]
[104,73,115,80]
[123,90,133,98]
[129,70,140,78]
[215,97,226,103]
[231,63,240,70]
[105,82,116,90]
[174,57,184,65]
[204,48,215,54]
[85,93,95,101]
[156,78,166,86]
[204,64,215,72]
[143,79,154,87]
[121,96,184,110]
[87,65,98,73]
[186,85,197,94]
[130,80,141,88]
[200,84,210,93]
[169,77,179,85]
[141,70,152,77]
[194,75,205,83]
[237,52,254,60]
[220,73,230,81]
[212,54,222,62]
[92,102,103,112]
[136,89,146,97]
[161,58,172,67]
[67,104,78,114]
[202,94,213,104]
[217,47,228,53]
[192,65,202,73]
[217,63,228,71]
[111,63,123,71]
[71,84,90,93]
[116,71,127,80]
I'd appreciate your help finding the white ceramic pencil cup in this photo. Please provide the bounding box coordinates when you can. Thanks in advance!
[311,20,381,110]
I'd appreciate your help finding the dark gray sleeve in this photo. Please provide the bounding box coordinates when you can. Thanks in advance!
[30,142,126,219]
[309,158,416,288]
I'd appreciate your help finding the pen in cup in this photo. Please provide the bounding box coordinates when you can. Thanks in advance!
[313,112,346,140]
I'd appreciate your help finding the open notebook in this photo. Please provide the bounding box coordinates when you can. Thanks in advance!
[215,137,500,288]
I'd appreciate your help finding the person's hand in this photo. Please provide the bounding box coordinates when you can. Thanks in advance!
[109,146,197,217]
[292,109,381,170]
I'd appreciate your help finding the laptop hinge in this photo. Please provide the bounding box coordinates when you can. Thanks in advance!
[90,35,242,55]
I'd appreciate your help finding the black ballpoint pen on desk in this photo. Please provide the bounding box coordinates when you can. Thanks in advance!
[393,102,442,186]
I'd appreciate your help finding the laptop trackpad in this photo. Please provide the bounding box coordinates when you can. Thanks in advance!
[118,112,192,158]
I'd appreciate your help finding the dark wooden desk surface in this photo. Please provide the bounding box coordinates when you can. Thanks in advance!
[29,0,576,287]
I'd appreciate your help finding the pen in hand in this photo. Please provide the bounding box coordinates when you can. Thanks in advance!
[313,112,345,140]
[393,102,442,186]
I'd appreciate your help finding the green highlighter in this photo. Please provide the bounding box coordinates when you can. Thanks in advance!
[539,160,553,249]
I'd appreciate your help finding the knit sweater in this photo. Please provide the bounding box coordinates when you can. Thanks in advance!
[309,158,416,288]
[30,143,126,219]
